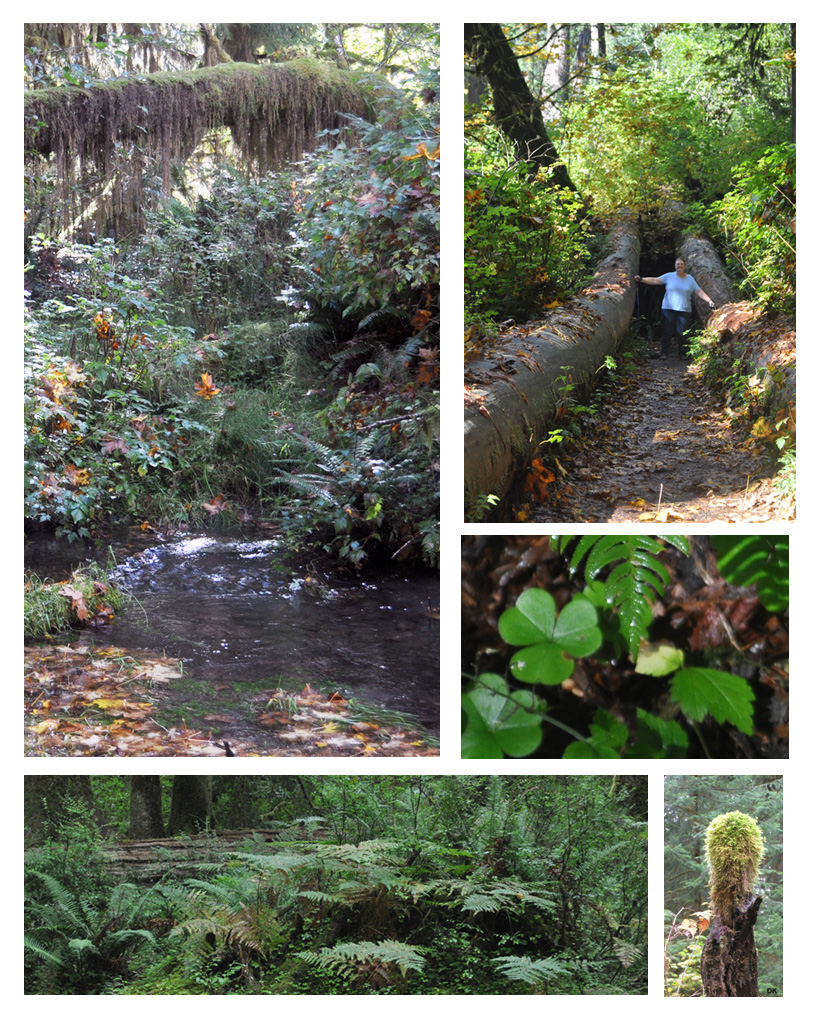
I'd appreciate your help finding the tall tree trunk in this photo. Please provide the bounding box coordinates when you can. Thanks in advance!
[129,776,165,838]
[596,23,607,62]
[464,23,576,189]
[167,776,213,835]
[24,775,95,846]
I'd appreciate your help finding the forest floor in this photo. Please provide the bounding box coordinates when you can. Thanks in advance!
[521,351,793,524]
[24,644,439,758]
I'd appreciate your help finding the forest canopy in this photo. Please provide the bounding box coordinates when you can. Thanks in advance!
[465,22,794,323]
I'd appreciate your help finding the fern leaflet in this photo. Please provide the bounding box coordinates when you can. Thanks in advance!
[551,535,690,660]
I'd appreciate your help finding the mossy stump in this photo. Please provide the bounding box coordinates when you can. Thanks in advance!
[700,811,764,996]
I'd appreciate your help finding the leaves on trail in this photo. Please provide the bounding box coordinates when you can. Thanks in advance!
[528,358,792,524]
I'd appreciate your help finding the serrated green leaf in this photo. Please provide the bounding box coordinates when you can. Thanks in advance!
[627,709,689,758]
[670,667,755,735]
[635,640,685,676]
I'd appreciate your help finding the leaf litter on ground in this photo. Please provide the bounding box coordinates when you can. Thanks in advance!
[25,645,438,758]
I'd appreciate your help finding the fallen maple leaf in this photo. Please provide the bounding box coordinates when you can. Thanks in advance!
[194,372,221,399]
[58,584,90,621]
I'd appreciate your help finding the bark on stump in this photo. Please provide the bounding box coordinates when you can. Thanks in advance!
[701,894,762,996]
[464,213,639,507]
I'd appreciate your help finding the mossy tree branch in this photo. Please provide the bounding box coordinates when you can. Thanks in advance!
[25,58,385,179]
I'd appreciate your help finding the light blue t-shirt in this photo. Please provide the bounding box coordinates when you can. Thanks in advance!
[659,271,700,312]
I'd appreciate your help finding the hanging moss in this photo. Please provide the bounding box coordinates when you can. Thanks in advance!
[25,58,395,238]
[25,59,386,175]
[704,811,764,922]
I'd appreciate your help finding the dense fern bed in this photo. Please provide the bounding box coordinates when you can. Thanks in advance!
[24,775,646,995]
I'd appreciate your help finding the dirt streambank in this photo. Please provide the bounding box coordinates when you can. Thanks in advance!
[524,356,792,523]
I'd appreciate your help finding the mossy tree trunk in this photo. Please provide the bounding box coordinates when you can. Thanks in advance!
[25,58,387,239]
[701,894,762,996]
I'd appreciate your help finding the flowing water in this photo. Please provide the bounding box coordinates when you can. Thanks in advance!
[25,532,440,742]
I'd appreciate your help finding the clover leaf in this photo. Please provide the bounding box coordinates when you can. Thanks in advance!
[498,588,602,685]
[461,673,544,758]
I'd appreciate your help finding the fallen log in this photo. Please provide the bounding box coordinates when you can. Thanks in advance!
[464,213,639,508]
[678,234,795,409]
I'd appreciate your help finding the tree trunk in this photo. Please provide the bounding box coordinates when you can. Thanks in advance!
[167,776,213,835]
[24,775,95,846]
[129,776,165,839]
[464,23,576,189]
[701,895,762,996]
[464,212,639,507]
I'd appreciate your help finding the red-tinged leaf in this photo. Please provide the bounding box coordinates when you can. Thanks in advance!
[194,372,221,399]
[202,494,229,515]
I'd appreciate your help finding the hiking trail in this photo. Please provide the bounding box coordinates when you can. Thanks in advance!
[523,354,792,524]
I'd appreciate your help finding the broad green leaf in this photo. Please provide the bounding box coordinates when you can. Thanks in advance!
[498,587,556,645]
[635,640,685,676]
[627,709,689,758]
[499,588,601,685]
[462,674,543,758]
[670,667,755,735]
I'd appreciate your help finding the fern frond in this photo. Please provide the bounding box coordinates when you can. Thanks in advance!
[550,535,690,660]
[297,939,425,976]
[493,953,573,986]
[613,939,643,968]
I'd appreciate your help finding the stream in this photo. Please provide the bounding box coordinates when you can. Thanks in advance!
[25,532,440,743]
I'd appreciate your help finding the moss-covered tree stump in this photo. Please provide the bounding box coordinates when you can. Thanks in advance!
[700,811,764,996]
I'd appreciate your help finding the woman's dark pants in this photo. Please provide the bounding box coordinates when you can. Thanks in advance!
[661,309,691,357]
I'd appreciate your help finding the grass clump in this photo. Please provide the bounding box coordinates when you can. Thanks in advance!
[24,565,128,640]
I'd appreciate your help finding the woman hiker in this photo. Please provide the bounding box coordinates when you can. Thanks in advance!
[635,258,715,360]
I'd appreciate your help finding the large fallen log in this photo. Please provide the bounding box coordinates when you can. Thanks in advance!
[679,234,795,409]
[464,213,639,507]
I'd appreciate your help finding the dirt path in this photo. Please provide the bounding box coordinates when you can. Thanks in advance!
[526,354,793,523]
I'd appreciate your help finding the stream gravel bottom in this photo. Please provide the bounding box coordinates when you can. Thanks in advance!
[528,356,792,523]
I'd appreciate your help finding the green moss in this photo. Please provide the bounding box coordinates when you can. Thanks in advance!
[704,811,764,918]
